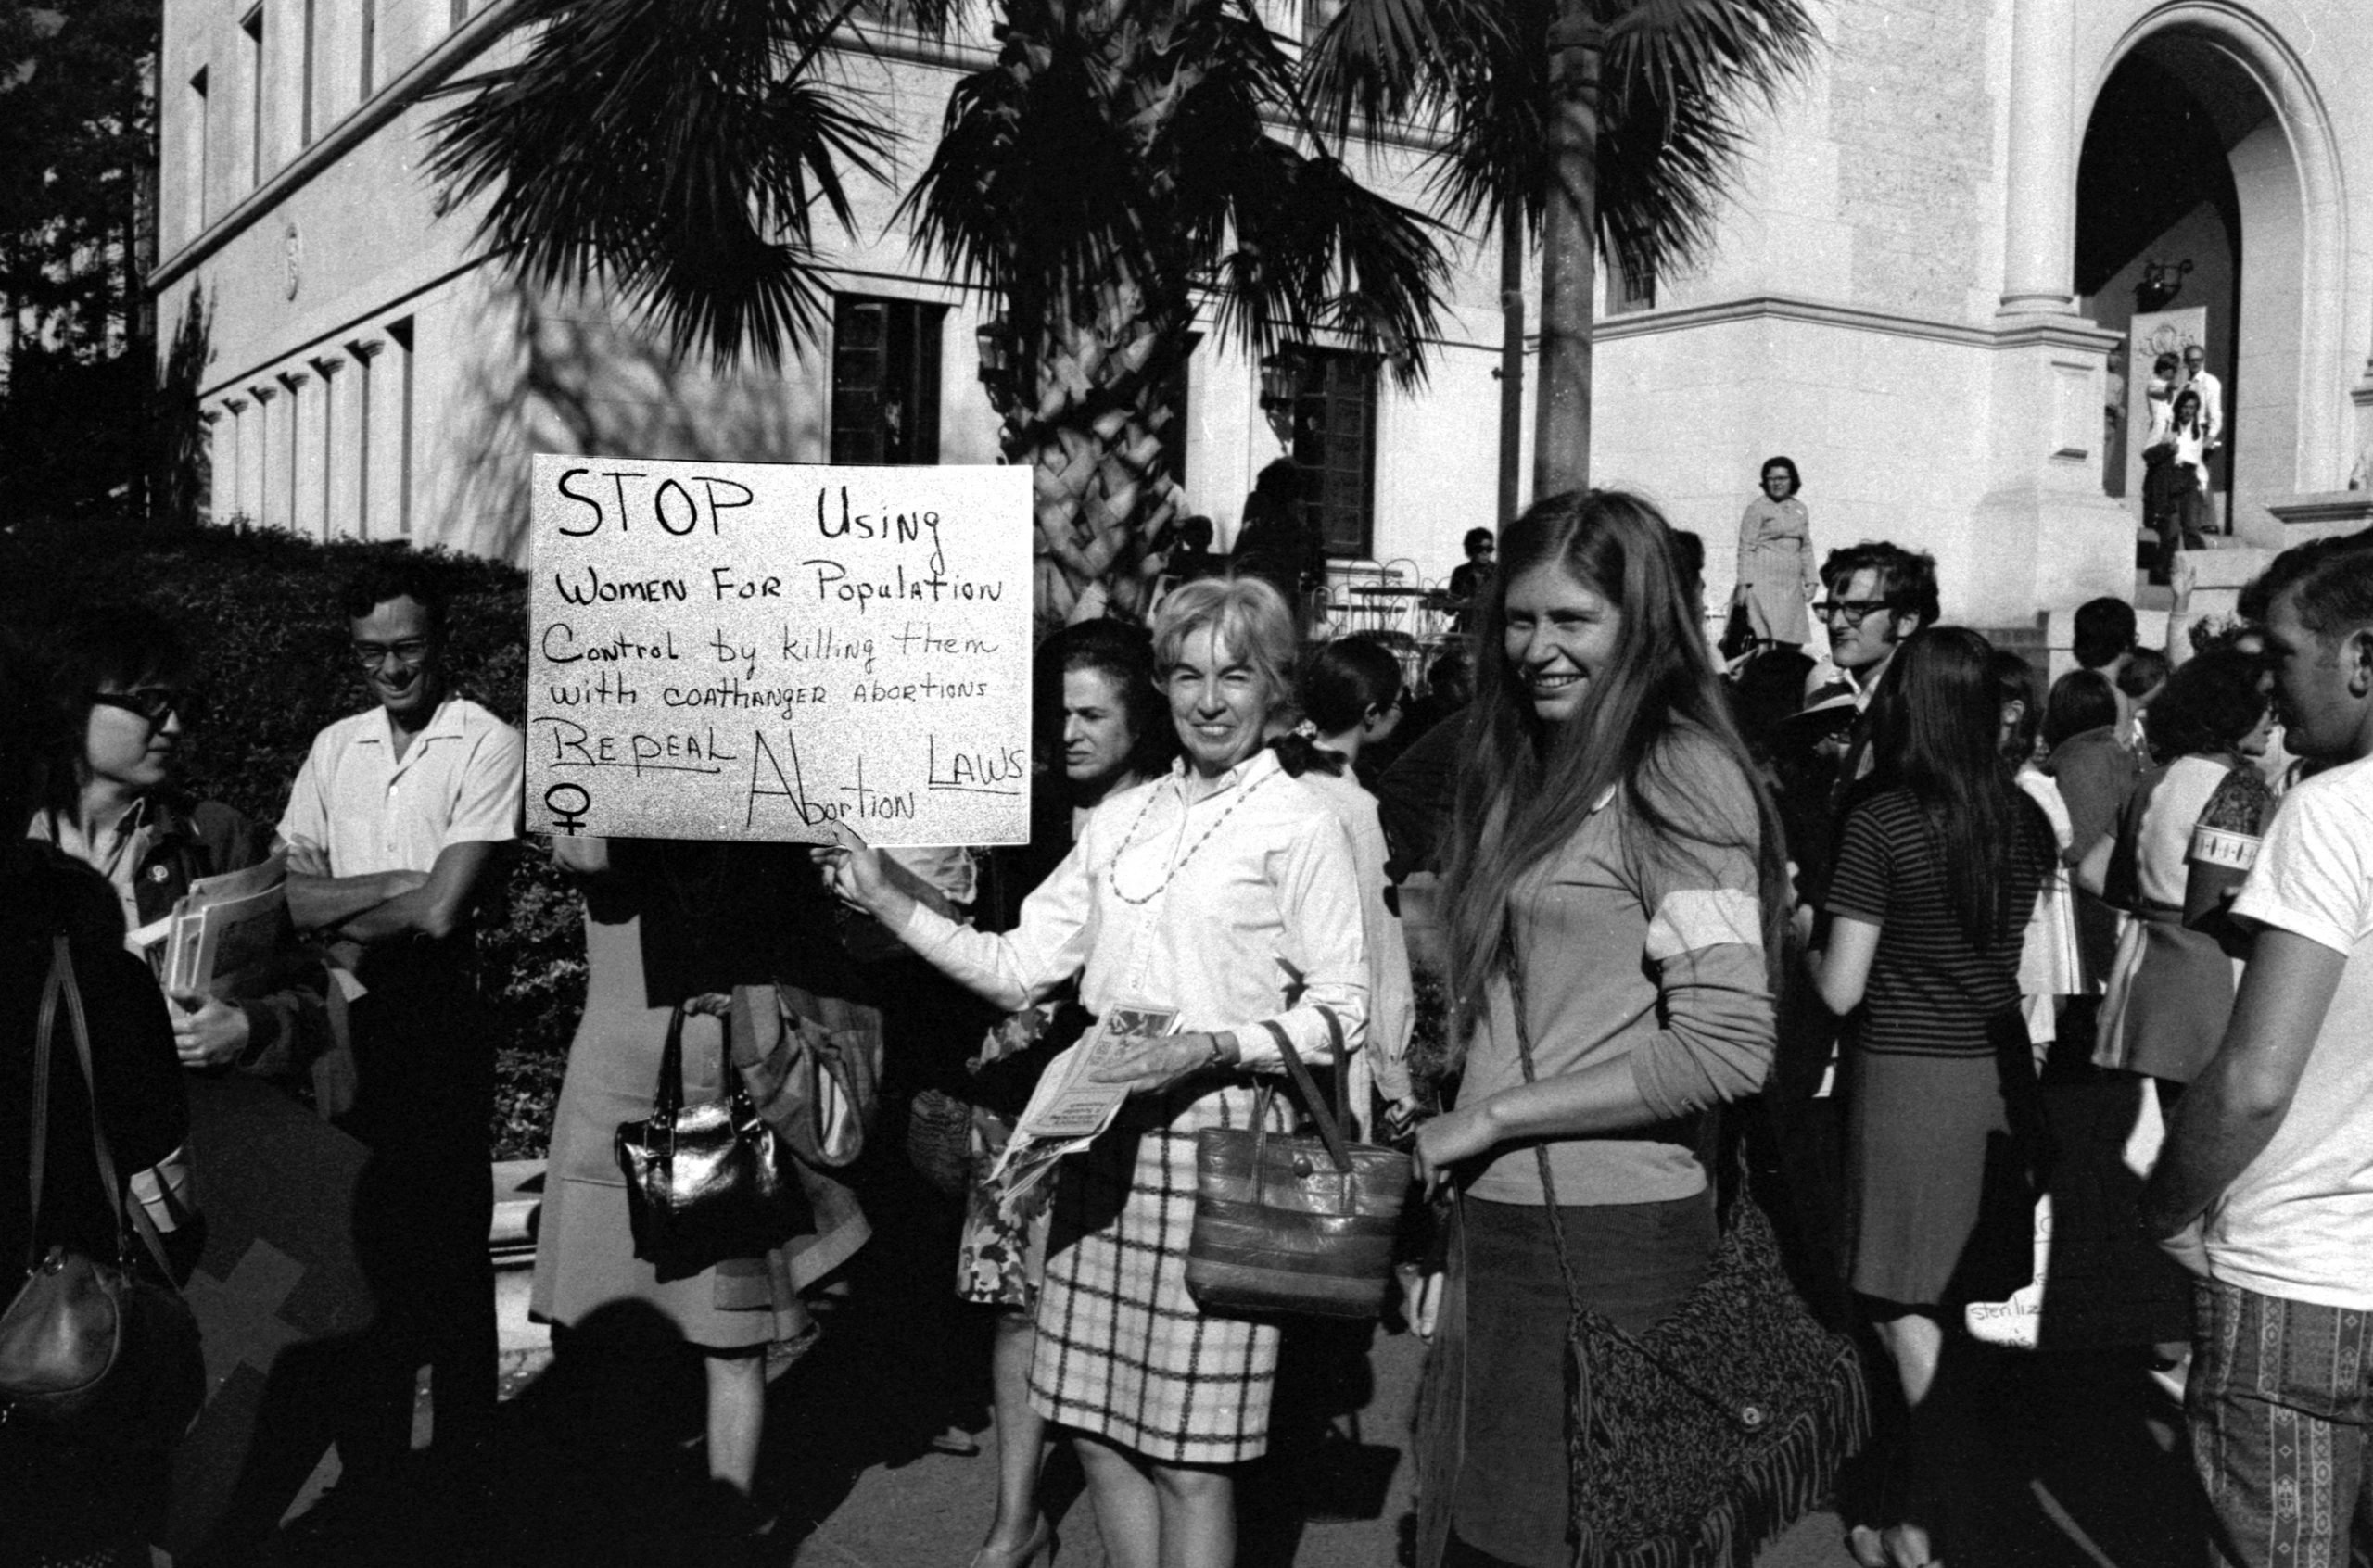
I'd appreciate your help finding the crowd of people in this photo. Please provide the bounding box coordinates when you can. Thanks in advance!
[4,490,2372,1568]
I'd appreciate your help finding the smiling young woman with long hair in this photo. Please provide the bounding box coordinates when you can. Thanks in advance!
[1412,489,1788,1568]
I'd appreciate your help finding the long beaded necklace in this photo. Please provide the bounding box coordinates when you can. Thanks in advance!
[1104,769,1267,906]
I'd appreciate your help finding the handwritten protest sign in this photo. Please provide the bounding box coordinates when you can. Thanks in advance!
[526,455,1034,847]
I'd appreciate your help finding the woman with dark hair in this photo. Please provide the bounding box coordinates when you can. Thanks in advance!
[1994,651,2079,1058]
[1412,490,1786,1568]
[2158,389,2214,579]
[1808,628,2057,1567]
[820,575,1368,1568]
[956,619,1175,1568]
[2075,649,2274,1098]
[1275,635,1415,1131]
[0,628,194,1568]
[1732,456,1819,651]
[27,603,330,1081]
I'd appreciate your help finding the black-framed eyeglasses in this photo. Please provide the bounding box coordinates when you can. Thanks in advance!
[1814,599,1894,626]
[351,637,434,669]
[90,688,205,727]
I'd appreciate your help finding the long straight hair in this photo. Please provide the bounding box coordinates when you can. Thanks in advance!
[1864,627,2053,945]
[1440,489,1790,1043]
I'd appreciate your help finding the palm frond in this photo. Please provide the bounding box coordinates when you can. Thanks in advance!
[427,0,893,370]
[1212,142,1447,391]
[1313,0,1818,274]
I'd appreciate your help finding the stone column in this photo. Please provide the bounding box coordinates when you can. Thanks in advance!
[1999,0,2075,316]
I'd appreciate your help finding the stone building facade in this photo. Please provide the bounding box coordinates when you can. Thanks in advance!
[151,0,2373,634]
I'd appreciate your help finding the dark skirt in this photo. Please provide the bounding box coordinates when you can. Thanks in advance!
[1419,1189,1718,1568]
[1843,1021,2044,1308]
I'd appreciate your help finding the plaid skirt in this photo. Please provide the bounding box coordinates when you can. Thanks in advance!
[1028,1079,1289,1464]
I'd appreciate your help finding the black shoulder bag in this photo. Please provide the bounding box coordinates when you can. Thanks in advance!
[0,937,206,1449]
[1503,937,1868,1566]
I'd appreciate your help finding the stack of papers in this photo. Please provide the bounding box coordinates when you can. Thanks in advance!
[989,1004,1178,1209]
[129,853,286,998]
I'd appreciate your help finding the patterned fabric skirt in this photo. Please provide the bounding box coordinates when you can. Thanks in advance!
[958,1105,1053,1310]
[1028,1081,1288,1465]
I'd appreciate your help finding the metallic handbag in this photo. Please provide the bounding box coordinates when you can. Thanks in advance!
[1185,1011,1411,1321]
[615,1000,810,1283]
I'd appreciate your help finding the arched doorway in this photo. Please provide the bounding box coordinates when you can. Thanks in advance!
[2075,25,2310,550]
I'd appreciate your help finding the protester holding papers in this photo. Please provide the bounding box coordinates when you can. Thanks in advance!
[25,604,328,1080]
[819,576,1368,1568]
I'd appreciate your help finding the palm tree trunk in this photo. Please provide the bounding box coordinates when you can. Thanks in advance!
[1498,201,1526,525]
[1008,286,1184,642]
[1533,1,1600,497]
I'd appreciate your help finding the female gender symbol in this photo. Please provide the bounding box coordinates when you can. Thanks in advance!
[543,782,592,835]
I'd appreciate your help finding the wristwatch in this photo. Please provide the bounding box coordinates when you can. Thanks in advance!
[1203,1033,1234,1071]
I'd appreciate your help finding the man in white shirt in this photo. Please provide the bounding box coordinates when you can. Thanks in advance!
[2183,343,2226,451]
[2143,541,2373,1567]
[278,563,523,1524]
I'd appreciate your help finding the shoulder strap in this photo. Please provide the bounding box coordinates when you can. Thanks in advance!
[1499,931,1589,1314]
[24,939,62,1275]
[45,937,165,1277]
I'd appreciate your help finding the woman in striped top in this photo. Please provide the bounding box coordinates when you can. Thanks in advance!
[1808,627,2057,1568]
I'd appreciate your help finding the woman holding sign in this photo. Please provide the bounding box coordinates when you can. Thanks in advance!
[819,576,1368,1568]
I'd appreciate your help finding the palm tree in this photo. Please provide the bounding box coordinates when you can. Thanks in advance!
[430,0,1450,638]
[1310,0,1818,504]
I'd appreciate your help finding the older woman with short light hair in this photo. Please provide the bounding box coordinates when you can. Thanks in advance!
[819,575,1368,1568]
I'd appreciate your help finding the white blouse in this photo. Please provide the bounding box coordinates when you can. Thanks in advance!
[902,747,1369,1071]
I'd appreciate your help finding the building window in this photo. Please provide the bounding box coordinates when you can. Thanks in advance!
[1287,347,1378,558]
[241,6,264,187]
[450,0,470,28]
[184,69,209,239]
[1609,259,1656,316]
[831,297,945,464]
[388,318,414,535]
[360,0,376,98]
[280,369,308,535]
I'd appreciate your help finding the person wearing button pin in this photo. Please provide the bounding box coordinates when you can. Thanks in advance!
[276,561,524,1533]
[817,575,1367,1568]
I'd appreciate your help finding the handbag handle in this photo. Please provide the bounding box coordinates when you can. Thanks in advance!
[647,997,764,1160]
[1254,1009,1352,1173]
[24,936,173,1284]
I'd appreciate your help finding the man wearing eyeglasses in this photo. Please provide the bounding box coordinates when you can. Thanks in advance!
[1814,543,1937,712]
[276,562,523,1532]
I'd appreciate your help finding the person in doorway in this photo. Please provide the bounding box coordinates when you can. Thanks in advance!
[2181,343,2225,456]
[2160,389,2214,580]
[276,562,524,1535]
[1733,456,1820,653]
[2141,544,2373,1568]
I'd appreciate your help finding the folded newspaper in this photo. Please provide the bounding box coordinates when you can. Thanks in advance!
[127,852,287,998]
[988,1004,1179,1210]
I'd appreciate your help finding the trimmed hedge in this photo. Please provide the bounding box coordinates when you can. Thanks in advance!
[2,519,581,1158]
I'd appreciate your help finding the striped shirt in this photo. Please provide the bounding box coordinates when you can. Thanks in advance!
[1826,787,2045,1058]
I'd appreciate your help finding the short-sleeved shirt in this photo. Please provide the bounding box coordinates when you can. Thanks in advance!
[2207,753,2373,1311]
[1826,788,2044,1058]
[1462,732,1773,1208]
[277,696,523,878]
